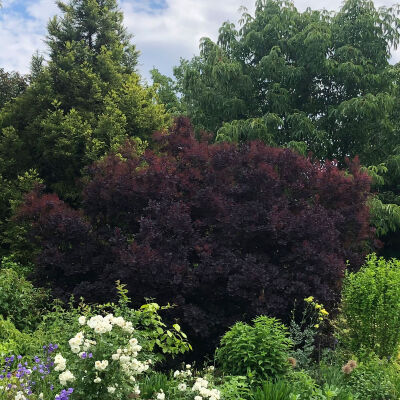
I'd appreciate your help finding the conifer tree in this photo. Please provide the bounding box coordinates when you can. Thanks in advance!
[0,0,169,258]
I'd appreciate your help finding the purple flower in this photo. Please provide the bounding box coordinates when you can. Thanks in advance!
[55,388,74,400]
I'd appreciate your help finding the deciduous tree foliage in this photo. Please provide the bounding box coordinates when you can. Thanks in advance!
[174,0,400,256]
[175,0,400,166]
[19,118,372,356]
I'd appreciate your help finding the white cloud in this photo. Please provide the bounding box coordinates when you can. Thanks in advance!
[0,0,399,77]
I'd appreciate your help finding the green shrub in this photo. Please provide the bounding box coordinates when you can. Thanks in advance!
[215,316,292,382]
[29,282,191,359]
[345,356,397,400]
[0,316,32,356]
[341,254,400,358]
[0,265,48,331]
[288,370,319,400]
[218,375,252,400]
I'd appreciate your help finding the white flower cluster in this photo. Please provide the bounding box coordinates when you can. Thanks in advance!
[156,389,165,400]
[69,331,84,353]
[84,314,134,335]
[94,360,109,371]
[192,378,221,400]
[59,370,75,386]
[178,383,187,391]
[173,365,192,378]
[110,335,149,381]
[14,392,27,400]
[54,354,67,372]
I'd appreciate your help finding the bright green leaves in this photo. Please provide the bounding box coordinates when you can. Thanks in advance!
[175,0,400,165]
[341,254,400,358]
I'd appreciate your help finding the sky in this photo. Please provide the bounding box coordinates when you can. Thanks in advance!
[0,0,399,82]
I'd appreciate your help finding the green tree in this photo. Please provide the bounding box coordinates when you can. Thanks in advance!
[175,0,400,165]
[0,0,168,198]
[0,69,28,109]
[151,68,184,115]
[0,0,169,258]
[175,0,400,253]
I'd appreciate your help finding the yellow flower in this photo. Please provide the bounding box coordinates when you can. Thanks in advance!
[321,309,329,316]
[315,304,322,310]
[305,296,314,303]
[319,317,323,321]
[314,324,319,329]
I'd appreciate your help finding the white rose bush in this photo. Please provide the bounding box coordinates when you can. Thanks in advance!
[150,365,222,400]
[53,312,153,399]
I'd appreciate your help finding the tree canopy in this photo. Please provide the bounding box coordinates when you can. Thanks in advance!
[174,0,400,256]
[175,0,400,164]
[0,0,169,258]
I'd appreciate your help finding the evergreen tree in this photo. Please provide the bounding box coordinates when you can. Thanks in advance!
[0,69,28,109]
[0,0,169,259]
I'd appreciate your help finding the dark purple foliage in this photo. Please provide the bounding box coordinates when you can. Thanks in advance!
[19,117,372,355]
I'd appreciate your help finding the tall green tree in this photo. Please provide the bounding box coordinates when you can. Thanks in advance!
[175,0,400,255]
[0,0,169,258]
[175,0,400,165]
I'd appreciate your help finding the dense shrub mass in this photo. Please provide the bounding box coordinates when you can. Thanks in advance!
[215,316,293,381]
[341,254,400,358]
[19,117,372,354]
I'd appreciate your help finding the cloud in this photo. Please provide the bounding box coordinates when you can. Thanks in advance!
[0,0,399,78]
[120,0,255,79]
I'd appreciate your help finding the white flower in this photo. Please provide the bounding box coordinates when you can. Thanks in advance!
[112,353,120,361]
[59,370,75,386]
[173,370,181,377]
[68,332,84,353]
[156,390,165,400]
[112,316,126,327]
[119,355,130,364]
[134,385,140,395]
[87,315,113,334]
[186,364,191,369]
[78,316,86,325]
[195,397,203,400]
[14,392,27,400]
[178,383,187,391]
[130,376,136,382]
[94,377,101,383]
[107,386,116,394]
[70,345,80,354]
[123,321,134,333]
[129,338,138,346]
[94,360,109,371]
[54,354,66,372]
[38,394,43,400]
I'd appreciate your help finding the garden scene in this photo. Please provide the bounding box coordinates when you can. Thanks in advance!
[3,0,400,398]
